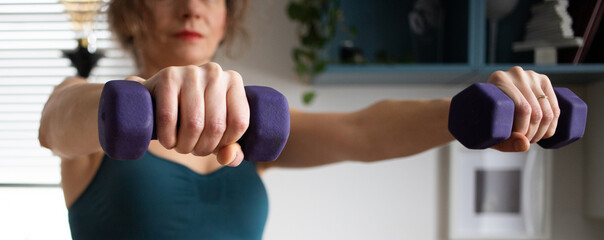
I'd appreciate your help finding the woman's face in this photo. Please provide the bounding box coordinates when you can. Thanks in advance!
[135,0,227,71]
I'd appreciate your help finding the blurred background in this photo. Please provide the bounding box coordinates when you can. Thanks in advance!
[0,0,603,239]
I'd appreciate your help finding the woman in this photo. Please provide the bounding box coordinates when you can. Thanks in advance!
[38,0,560,239]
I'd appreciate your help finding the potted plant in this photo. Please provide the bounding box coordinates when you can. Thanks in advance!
[287,0,355,104]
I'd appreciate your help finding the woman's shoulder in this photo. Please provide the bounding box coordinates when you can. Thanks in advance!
[48,76,89,96]
[58,76,87,87]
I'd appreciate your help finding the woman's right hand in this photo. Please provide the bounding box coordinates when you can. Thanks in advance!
[125,63,250,167]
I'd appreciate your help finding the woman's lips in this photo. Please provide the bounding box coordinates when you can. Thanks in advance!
[174,30,203,41]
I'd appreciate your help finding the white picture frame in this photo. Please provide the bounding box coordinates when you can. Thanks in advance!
[448,142,552,239]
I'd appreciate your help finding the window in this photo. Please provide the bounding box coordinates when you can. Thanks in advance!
[0,0,133,185]
[0,2,133,238]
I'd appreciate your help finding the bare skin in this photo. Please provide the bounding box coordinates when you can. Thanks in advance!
[39,0,560,208]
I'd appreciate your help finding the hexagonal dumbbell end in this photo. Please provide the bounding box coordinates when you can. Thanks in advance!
[98,81,291,161]
[537,88,587,149]
[98,80,154,160]
[448,83,515,149]
[449,83,587,150]
[239,86,291,162]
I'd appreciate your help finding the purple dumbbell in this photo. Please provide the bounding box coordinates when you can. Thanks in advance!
[449,83,587,149]
[98,80,290,161]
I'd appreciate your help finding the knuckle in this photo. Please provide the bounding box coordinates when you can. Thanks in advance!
[542,109,554,123]
[545,127,557,138]
[157,110,177,125]
[509,66,524,73]
[186,65,202,78]
[231,117,249,134]
[159,137,176,149]
[540,74,552,85]
[552,105,561,119]
[163,66,177,77]
[203,62,222,73]
[206,118,227,136]
[193,148,211,156]
[206,73,219,85]
[184,65,198,72]
[516,101,532,118]
[191,147,206,156]
[226,70,243,83]
[160,67,179,85]
[488,71,507,84]
[185,116,205,133]
[184,64,201,75]
[193,142,214,156]
[205,68,222,84]
[531,108,543,124]
[528,71,542,82]
[174,146,190,154]
[189,67,203,85]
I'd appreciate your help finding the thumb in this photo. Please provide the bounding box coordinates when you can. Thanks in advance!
[216,143,244,167]
[491,132,530,152]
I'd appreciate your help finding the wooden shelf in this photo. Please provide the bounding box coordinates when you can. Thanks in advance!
[478,64,604,84]
[313,0,604,85]
[314,64,473,85]
[314,63,604,85]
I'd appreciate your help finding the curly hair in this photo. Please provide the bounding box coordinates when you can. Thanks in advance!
[107,0,249,64]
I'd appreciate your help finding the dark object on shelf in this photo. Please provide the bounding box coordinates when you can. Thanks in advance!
[513,0,583,65]
[408,0,445,63]
[487,0,519,63]
[62,38,103,78]
[339,40,363,64]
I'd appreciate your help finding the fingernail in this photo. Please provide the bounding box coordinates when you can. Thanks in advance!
[230,151,244,167]
[227,152,238,167]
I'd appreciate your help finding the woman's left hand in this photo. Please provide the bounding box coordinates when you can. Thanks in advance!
[487,66,561,152]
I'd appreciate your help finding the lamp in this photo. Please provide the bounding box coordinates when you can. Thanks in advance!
[60,0,105,78]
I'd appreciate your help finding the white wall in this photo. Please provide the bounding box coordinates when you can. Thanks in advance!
[585,80,604,218]
[215,1,459,239]
[216,1,604,239]
[550,137,604,240]
[0,188,70,239]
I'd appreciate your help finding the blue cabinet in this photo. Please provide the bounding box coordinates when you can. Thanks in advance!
[314,0,604,85]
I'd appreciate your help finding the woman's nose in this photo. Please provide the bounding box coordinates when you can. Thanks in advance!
[178,0,203,20]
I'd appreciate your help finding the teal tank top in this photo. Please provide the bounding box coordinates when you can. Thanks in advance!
[68,151,269,240]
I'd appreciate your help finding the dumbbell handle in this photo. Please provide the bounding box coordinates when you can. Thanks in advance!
[448,83,587,149]
[98,80,290,161]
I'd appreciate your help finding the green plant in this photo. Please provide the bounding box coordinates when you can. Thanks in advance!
[286,0,343,84]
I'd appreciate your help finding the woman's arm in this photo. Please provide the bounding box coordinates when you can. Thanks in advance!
[266,98,454,168]
[40,64,251,166]
[263,66,559,169]
[38,77,104,160]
